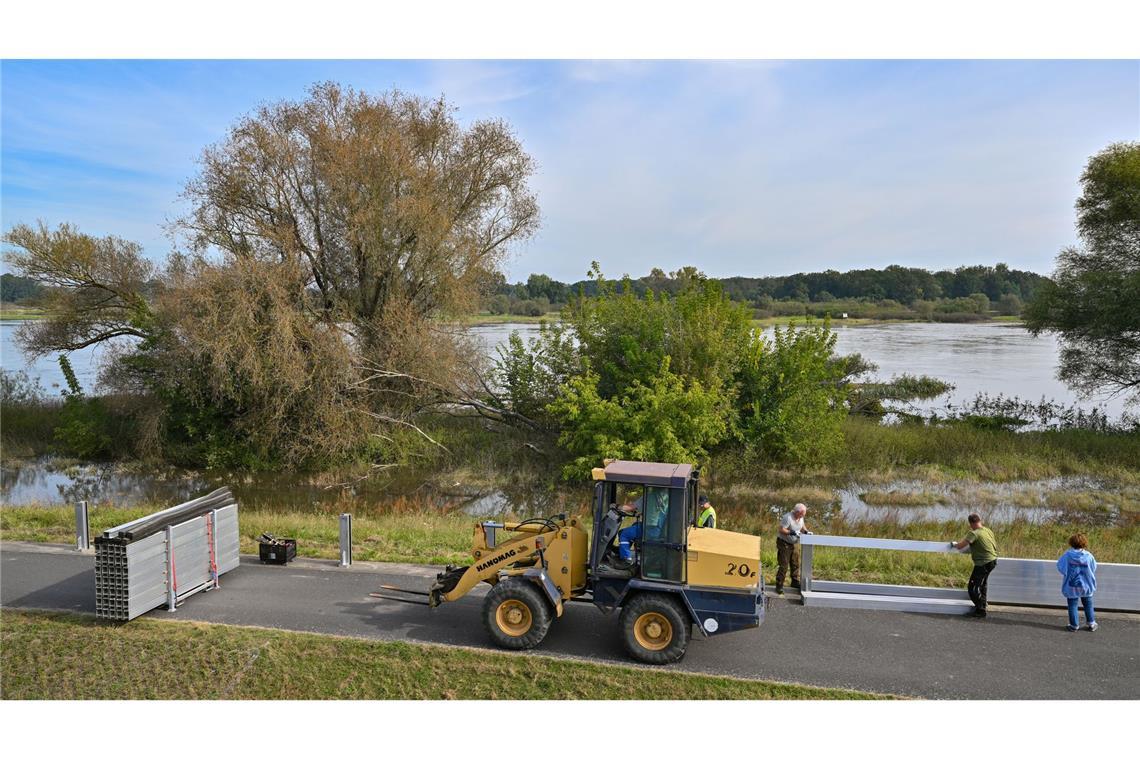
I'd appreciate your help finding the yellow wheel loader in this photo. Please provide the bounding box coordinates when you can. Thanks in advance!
[377,460,766,664]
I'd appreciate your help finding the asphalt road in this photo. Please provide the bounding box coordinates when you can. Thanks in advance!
[3,542,1137,699]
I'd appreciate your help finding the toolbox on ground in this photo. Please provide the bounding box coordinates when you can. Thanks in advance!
[258,535,297,565]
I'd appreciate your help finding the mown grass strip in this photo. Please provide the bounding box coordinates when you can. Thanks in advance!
[0,610,887,700]
[3,503,1136,588]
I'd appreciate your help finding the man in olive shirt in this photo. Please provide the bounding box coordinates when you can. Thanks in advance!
[951,513,998,617]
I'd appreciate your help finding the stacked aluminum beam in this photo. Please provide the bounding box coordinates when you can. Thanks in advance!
[95,488,240,621]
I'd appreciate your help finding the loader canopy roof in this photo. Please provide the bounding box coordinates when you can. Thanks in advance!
[591,460,694,488]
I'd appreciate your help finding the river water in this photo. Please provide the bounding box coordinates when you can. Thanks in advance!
[4,319,1127,418]
[470,321,1132,420]
[2,319,1134,523]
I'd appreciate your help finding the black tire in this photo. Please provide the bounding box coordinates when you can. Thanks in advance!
[482,578,553,650]
[618,593,691,664]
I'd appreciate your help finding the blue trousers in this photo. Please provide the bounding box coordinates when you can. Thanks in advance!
[1067,596,1096,628]
[618,524,642,560]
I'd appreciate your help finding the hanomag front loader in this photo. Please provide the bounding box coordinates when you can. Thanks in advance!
[384,460,766,663]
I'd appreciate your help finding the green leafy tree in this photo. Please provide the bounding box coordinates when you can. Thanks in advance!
[547,359,732,479]
[498,266,866,472]
[736,321,847,465]
[996,293,1023,316]
[493,322,583,427]
[566,262,752,398]
[1025,141,1140,404]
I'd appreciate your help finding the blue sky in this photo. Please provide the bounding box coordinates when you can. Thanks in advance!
[2,60,1137,282]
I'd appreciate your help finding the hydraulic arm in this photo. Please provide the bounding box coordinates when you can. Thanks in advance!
[428,515,588,610]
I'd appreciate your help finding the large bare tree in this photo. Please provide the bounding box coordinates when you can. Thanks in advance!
[181,82,539,355]
[3,84,541,465]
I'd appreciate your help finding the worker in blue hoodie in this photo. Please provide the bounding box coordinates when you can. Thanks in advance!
[1056,533,1098,632]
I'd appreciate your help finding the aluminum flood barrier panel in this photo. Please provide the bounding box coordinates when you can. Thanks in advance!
[798,534,1140,614]
[95,488,240,621]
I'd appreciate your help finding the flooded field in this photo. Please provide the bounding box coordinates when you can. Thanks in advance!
[3,456,1133,528]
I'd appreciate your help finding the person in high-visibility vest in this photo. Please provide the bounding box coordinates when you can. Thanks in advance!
[697,494,717,528]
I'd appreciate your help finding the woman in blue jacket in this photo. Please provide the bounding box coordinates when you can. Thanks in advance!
[1057,533,1098,632]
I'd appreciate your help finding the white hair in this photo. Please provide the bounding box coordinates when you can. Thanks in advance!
[793,503,808,515]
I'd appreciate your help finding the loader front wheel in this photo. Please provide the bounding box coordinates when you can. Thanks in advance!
[619,593,690,664]
[483,579,552,650]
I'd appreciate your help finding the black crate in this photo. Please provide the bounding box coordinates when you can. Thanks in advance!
[259,538,297,565]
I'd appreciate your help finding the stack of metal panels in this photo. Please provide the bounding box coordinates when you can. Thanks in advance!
[95,487,240,621]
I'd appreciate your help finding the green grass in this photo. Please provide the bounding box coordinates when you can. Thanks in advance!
[836,416,1140,483]
[452,312,562,325]
[0,610,885,699]
[1,504,478,565]
[0,305,46,320]
[5,501,1136,589]
[0,398,64,458]
[750,316,904,329]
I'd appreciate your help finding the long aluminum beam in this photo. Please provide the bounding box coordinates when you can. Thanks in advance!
[797,534,1140,613]
[800,534,959,552]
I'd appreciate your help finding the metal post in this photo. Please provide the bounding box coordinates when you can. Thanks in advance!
[75,500,90,551]
[800,544,813,593]
[165,525,177,611]
[339,513,353,567]
[208,509,219,588]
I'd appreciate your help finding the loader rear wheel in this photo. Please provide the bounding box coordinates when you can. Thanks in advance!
[619,593,690,664]
[483,579,552,650]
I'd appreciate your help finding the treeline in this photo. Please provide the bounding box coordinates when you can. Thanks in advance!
[0,273,45,304]
[488,264,1049,318]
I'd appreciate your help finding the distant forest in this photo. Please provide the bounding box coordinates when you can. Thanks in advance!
[487,264,1050,320]
[0,273,44,303]
[5,265,1050,323]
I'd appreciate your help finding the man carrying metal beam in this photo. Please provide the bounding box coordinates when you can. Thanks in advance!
[950,513,999,618]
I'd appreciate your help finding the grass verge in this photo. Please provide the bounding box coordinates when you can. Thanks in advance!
[0,610,884,699]
[4,503,1136,588]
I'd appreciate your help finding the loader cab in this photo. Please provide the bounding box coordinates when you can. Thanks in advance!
[589,461,697,583]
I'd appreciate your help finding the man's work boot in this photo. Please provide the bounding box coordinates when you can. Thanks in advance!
[775,586,784,595]
[790,579,801,588]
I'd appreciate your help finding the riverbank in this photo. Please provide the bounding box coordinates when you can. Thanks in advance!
[5,410,1137,484]
[0,305,45,320]
[0,609,881,699]
[453,312,1027,329]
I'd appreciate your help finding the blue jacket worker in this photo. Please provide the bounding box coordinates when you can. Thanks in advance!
[1057,533,1098,632]
[618,490,672,562]
[617,493,645,561]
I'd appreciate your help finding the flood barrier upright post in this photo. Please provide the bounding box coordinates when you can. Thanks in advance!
[75,500,90,551]
[165,525,177,611]
[339,513,353,567]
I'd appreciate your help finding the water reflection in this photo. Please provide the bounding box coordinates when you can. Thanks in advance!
[1,456,1128,528]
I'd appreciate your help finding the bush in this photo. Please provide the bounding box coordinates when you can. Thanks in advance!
[498,267,890,472]
[736,321,847,465]
[494,322,583,426]
[997,293,1023,316]
[52,355,114,459]
[487,294,510,315]
[547,360,732,479]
